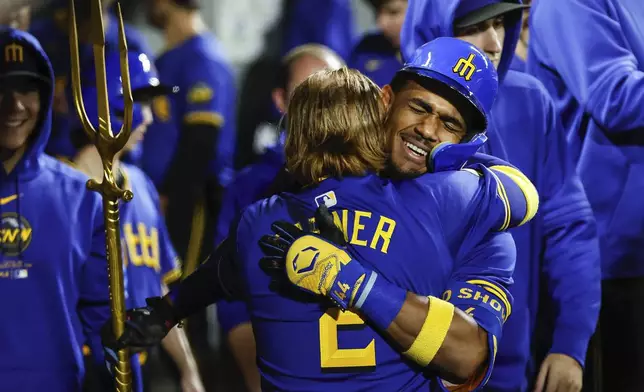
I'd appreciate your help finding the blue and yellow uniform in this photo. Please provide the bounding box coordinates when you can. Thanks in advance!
[120,163,183,369]
[0,29,110,392]
[120,164,183,309]
[402,2,601,390]
[235,164,537,391]
[142,32,237,274]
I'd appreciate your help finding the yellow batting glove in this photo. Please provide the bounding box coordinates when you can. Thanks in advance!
[285,234,367,309]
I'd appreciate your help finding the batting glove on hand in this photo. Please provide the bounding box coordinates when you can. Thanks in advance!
[259,205,369,310]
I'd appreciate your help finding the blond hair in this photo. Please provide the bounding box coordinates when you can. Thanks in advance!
[285,67,387,186]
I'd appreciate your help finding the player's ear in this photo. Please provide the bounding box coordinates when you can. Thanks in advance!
[381,84,394,111]
[272,87,287,114]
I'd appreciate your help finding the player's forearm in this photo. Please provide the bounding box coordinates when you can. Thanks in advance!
[161,325,201,376]
[166,237,240,321]
[350,275,487,383]
[386,294,488,382]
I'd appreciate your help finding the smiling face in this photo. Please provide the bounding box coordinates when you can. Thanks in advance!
[383,77,470,176]
[0,78,41,154]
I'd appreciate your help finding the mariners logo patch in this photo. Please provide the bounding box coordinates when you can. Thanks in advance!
[187,83,214,104]
[0,212,32,256]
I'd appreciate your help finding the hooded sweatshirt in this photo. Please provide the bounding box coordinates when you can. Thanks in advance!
[29,9,151,163]
[0,29,110,392]
[527,0,644,280]
[401,1,600,391]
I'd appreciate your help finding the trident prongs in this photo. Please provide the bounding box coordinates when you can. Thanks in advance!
[69,0,135,391]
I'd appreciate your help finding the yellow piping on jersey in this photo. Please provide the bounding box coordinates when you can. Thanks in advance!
[184,198,206,278]
[183,111,224,127]
[490,165,539,226]
[487,169,512,231]
[466,279,512,320]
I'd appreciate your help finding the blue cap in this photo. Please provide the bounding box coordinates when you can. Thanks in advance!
[397,37,498,132]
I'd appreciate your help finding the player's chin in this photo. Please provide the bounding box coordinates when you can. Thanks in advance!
[389,158,427,179]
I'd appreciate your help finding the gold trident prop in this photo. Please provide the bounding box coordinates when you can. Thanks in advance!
[69,0,134,390]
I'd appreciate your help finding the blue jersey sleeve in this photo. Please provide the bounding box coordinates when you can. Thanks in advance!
[437,232,516,391]
[448,166,538,239]
[181,58,232,130]
[529,0,644,131]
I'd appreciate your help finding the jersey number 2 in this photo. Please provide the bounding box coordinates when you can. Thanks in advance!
[319,308,376,369]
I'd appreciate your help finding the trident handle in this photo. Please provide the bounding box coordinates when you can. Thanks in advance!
[69,0,134,391]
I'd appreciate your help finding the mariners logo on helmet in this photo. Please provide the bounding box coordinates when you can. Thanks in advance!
[397,37,499,172]
[452,53,476,81]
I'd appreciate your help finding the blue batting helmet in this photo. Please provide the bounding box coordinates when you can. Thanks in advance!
[396,37,498,172]
[77,51,175,135]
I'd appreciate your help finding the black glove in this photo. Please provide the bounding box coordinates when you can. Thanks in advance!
[101,296,178,357]
[258,205,347,285]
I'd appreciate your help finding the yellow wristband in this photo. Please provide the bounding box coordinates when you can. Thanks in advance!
[403,296,455,367]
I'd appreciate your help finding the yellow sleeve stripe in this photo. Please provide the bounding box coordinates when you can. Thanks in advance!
[403,296,455,367]
[466,279,512,319]
[490,165,539,226]
[183,111,224,127]
[487,169,511,231]
[162,267,183,285]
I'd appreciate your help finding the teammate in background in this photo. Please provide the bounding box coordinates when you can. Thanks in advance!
[139,0,237,387]
[29,0,151,163]
[214,43,344,392]
[0,28,110,392]
[66,51,204,392]
[510,0,530,72]
[348,0,407,87]
[141,0,236,280]
[527,0,644,389]
[282,0,356,61]
[401,1,600,391]
[103,38,539,391]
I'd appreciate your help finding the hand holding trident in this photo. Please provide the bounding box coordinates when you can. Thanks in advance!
[69,0,134,390]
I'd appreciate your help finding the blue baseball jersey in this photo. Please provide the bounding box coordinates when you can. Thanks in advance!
[142,32,237,189]
[235,167,532,391]
[120,163,182,308]
[0,29,110,392]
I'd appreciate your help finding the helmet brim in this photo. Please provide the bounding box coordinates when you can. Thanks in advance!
[131,84,178,103]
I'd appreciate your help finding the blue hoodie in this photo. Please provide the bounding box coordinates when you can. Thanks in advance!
[30,10,151,164]
[0,29,110,391]
[401,1,601,391]
[527,0,644,280]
